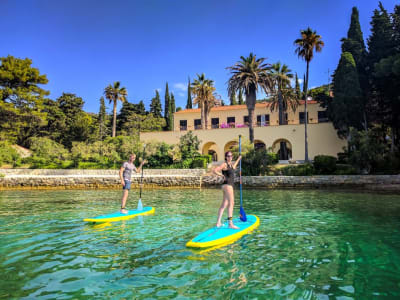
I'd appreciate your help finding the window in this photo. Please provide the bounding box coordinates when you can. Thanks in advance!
[180,120,187,131]
[194,119,202,130]
[299,112,309,124]
[227,117,235,128]
[211,118,219,129]
[257,114,270,126]
[243,116,249,126]
[318,111,329,123]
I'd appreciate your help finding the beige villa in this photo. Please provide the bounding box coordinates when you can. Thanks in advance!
[140,100,346,162]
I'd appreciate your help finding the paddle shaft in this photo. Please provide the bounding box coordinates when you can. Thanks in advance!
[239,135,243,207]
[139,145,146,199]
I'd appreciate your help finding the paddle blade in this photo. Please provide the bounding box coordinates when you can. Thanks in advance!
[137,198,143,211]
[239,206,247,222]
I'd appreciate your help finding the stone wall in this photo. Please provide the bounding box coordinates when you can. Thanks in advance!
[0,169,399,191]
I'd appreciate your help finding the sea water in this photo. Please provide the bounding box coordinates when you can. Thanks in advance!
[0,188,400,299]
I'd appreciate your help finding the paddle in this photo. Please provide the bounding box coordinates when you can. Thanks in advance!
[239,135,247,222]
[137,144,146,211]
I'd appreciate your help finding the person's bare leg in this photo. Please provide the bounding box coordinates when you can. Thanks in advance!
[216,187,229,227]
[227,186,239,229]
[121,190,129,213]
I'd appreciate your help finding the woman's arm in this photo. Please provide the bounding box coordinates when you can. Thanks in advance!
[232,155,242,169]
[213,162,226,176]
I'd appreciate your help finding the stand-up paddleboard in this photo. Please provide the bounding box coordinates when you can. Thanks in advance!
[186,214,259,249]
[83,206,155,223]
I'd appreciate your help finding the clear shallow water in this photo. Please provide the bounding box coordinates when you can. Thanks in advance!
[1,189,400,299]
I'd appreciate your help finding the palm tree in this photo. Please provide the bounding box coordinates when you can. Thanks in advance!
[269,62,297,125]
[104,81,127,137]
[294,27,324,161]
[191,73,218,130]
[227,53,273,143]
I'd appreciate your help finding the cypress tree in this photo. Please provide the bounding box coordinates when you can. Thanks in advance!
[98,96,108,140]
[186,77,192,109]
[150,90,162,117]
[230,91,237,105]
[295,73,301,99]
[164,82,170,130]
[331,52,363,138]
[238,89,244,104]
[169,93,175,130]
[136,100,146,115]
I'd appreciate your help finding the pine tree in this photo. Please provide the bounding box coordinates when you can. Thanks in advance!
[238,89,244,104]
[186,77,192,109]
[137,100,146,115]
[230,91,237,105]
[150,90,162,117]
[295,73,301,99]
[164,82,170,130]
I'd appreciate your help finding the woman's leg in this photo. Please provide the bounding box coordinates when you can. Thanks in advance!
[227,185,239,229]
[216,186,229,227]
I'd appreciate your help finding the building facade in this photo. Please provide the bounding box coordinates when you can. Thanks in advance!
[140,101,346,162]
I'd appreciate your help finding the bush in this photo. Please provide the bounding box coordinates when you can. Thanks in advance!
[242,149,278,176]
[28,137,69,160]
[0,142,21,167]
[313,155,337,174]
[77,162,107,169]
[280,164,315,176]
[191,157,208,169]
[0,173,4,178]
[334,164,358,175]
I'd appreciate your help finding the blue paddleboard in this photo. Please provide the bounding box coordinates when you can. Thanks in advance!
[83,206,155,223]
[186,214,260,249]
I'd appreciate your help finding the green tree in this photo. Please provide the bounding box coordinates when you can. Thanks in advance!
[136,100,146,115]
[238,89,244,104]
[164,82,170,130]
[186,77,192,109]
[98,96,109,140]
[169,93,175,131]
[0,56,49,145]
[331,52,363,138]
[341,6,368,130]
[179,131,201,159]
[41,98,66,142]
[294,27,324,161]
[150,90,162,117]
[230,90,237,105]
[104,81,127,137]
[295,73,301,100]
[191,73,218,130]
[227,53,274,143]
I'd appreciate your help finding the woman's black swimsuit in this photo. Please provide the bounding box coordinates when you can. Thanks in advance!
[222,163,235,186]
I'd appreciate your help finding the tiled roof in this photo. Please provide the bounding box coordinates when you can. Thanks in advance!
[175,100,318,114]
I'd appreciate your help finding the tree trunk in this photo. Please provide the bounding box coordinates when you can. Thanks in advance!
[204,103,209,130]
[304,61,310,162]
[112,99,117,137]
[200,101,205,130]
[246,87,256,143]
[278,89,284,125]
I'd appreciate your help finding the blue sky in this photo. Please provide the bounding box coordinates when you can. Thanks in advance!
[1,0,398,113]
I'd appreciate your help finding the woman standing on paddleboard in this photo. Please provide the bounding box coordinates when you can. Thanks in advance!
[213,151,242,229]
[119,153,146,213]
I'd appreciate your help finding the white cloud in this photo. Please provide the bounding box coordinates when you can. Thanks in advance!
[290,78,303,86]
[156,88,162,93]
[173,83,187,91]
[178,92,185,97]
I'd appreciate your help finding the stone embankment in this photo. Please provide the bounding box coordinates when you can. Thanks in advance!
[0,169,399,191]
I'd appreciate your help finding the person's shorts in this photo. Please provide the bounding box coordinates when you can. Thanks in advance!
[123,180,131,190]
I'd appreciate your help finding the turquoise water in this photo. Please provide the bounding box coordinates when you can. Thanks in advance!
[1,188,400,299]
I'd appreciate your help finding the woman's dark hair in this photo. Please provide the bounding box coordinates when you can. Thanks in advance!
[225,151,232,161]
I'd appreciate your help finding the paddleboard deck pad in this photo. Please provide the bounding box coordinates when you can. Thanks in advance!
[84,206,155,223]
[186,214,260,249]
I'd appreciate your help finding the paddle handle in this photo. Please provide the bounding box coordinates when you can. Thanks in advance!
[239,135,242,207]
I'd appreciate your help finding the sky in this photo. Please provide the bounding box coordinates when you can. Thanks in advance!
[1,0,398,114]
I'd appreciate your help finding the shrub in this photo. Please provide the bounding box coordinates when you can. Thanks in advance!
[280,164,315,176]
[334,164,358,175]
[0,173,4,178]
[0,142,21,167]
[28,137,69,160]
[313,155,337,174]
[242,149,278,176]
[191,157,208,169]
